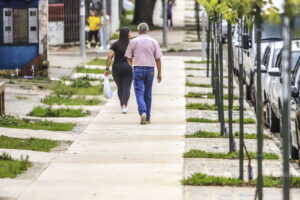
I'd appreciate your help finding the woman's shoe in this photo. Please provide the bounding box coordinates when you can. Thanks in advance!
[122,108,128,114]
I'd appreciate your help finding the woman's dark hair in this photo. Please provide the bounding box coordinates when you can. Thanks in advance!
[115,27,130,55]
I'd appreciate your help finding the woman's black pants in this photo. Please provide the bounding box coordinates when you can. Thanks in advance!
[112,62,133,106]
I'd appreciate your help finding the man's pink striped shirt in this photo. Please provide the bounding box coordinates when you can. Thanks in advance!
[125,34,163,67]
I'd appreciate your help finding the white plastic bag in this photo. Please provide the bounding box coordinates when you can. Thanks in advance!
[103,77,112,99]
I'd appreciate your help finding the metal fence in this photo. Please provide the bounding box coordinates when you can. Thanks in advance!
[0,82,5,116]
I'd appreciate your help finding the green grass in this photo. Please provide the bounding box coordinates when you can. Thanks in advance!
[53,82,103,96]
[0,135,58,152]
[43,96,101,106]
[87,58,107,66]
[185,130,271,139]
[186,118,256,124]
[120,17,160,32]
[185,92,239,100]
[182,173,300,187]
[0,152,31,178]
[186,82,229,88]
[16,96,28,100]
[186,103,242,111]
[28,106,90,118]
[184,150,279,160]
[185,67,206,71]
[185,60,210,64]
[76,66,106,74]
[0,115,75,131]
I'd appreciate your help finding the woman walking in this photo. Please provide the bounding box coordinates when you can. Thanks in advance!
[104,28,132,114]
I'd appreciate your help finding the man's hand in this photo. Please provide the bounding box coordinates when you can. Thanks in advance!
[157,74,162,83]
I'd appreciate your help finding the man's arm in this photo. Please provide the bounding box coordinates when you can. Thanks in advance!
[127,58,133,69]
[155,58,162,83]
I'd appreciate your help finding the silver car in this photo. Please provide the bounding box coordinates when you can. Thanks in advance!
[268,42,300,133]
[254,41,283,127]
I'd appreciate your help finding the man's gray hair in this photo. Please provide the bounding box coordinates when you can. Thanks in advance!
[138,23,149,33]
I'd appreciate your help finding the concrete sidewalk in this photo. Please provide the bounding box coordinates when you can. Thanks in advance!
[17,56,186,200]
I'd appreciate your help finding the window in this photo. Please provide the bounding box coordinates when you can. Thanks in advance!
[292,58,300,85]
[13,9,28,43]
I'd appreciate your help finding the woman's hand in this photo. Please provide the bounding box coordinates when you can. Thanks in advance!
[104,69,110,77]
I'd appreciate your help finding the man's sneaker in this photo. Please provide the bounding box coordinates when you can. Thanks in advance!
[146,120,151,124]
[122,108,128,114]
[140,113,146,125]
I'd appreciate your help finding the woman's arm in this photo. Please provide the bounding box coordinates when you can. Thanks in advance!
[104,50,115,76]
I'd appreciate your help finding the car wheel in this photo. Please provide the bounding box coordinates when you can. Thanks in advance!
[264,102,270,128]
[246,84,251,101]
[295,120,300,160]
[269,105,280,133]
[251,84,256,108]
[290,131,299,160]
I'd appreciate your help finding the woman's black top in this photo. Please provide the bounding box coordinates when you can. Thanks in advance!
[110,41,128,64]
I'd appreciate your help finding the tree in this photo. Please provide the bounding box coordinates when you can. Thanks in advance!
[132,0,157,25]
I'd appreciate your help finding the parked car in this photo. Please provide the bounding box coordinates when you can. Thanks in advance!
[291,57,300,159]
[241,0,300,103]
[268,42,300,134]
[221,19,228,43]
[232,22,240,75]
[253,41,283,127]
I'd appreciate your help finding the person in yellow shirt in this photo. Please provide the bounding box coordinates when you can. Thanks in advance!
[87,10,100,49]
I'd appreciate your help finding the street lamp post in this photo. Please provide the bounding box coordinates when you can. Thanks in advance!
[102,0,107,49]
[80,0,86,57]
[162,0,167,48]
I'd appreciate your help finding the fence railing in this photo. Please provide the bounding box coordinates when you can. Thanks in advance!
[0,82,5,116]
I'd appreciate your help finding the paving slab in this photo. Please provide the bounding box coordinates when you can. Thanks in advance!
[186,110,254,120]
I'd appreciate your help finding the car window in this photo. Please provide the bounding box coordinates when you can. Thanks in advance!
[292,51,300,72]
[272,49,281,68]
[262,47,270,67]
[275,52,282,70]
[292,58,300,85]
[265,48,271,69]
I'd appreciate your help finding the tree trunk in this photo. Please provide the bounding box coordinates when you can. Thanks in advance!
[133,0,157,26]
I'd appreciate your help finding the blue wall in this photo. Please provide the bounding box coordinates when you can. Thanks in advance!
[0,0,39,70]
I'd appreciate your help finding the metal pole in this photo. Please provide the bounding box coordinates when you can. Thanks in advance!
[255,5,263,200]
[195,1,200,40]
[162,0,167,48]
[238,13,244,180]
[227,21,234,152]
[215,16,220,109]
[80,0,86,57]
[207,18,211,78]
[211,20,215,93]
[282,7,292,200]
[102,0,107,49]
[201,6,206,60]
[219,14,225,136]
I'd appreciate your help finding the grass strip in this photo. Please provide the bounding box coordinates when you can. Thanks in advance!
[185,130,271,139]
[182,173,300,188]
[43,96,100,106]
[28,106,90,118]
[184,60,211,64]
[186,82,229,88]
[184,150,279,160]
[186,103,242,111]
[0,115,75,131]
[0,135,58,152]
[0,152,31,178]
[76,66,106,74]
[185,67,206,71]
[87,58,107,66]
[185,92,238,100]
[53,82,103,96]
[186,118,256,124]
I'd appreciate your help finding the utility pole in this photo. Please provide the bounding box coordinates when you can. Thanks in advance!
[219,13,225,136]
[102,0,107,49]
[162,0,167,48]
[201,6,206,60]
[282,2,292,199]
[80,0,86,57]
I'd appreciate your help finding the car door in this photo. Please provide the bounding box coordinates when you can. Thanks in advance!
[270,52,282,116]
[262,46,271,95]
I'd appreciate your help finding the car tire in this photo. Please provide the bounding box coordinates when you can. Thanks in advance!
[295,120,300,160]
[246,84,251,101]
[290,132,299,160]
[269,105,280,133]
[251,84,256,108]
[264,102,270,128]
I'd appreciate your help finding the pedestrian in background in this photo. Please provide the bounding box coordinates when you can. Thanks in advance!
[167,0,176,31]
[105,28,133,114]
[99,10,111,50]
[87,10,100,49]
[125,23,163,125]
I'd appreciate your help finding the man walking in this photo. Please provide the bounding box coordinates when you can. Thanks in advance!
[125,23,163,125]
